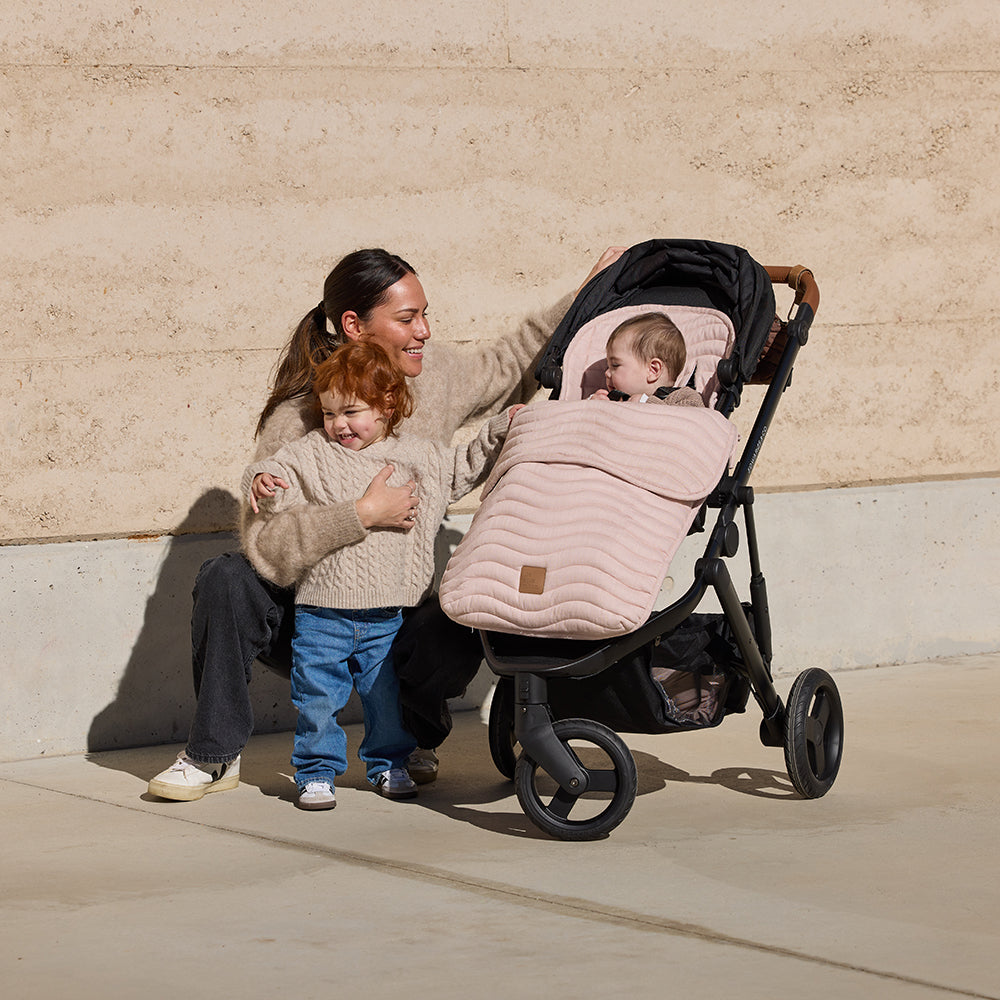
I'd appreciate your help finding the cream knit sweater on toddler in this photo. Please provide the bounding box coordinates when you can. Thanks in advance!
[242,413,510,610]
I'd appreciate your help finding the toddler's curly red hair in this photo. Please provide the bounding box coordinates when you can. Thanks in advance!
[311,341,414,437]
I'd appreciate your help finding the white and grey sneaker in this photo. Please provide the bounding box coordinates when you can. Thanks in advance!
[406,747,439,785]
[147,753,240,801]
[374,768,418,799]
[297,781,337,811]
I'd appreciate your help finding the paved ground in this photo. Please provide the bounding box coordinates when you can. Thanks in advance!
[2,654,998,1000]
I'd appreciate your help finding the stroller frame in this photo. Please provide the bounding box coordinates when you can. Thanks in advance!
[479,245,844,840]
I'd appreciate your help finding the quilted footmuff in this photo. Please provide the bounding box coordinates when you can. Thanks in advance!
[439,399,738,640]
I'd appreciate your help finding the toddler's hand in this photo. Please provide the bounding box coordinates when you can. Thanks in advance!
[250,472,290,514]
[507,404,526,424]
[588,389,610,400]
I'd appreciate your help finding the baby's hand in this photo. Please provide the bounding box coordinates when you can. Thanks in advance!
[588,389,610,400]
[507,404,526,423]
[250,472,290,514]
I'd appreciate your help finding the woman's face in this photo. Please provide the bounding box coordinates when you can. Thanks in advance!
[344,273,430,378]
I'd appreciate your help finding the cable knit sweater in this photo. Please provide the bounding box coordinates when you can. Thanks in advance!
[240,293,572,587]
[647,386,705,407]
[243,413,510,608]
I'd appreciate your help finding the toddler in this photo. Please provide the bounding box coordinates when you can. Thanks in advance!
[243,341,518,809]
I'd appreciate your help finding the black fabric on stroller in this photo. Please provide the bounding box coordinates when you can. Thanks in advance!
[537,239,777,395]
[536,609,753,734]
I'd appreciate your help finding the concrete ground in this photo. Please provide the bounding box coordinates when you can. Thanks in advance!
[2,654,998,1000]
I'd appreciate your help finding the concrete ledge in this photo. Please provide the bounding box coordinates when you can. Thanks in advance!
[2,477,997,761]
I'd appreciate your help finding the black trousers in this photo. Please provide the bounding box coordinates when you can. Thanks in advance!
[189,550,483,758]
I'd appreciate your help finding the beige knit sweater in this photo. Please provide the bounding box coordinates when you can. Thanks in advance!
[240,293,572,587]
[243,414,510,608]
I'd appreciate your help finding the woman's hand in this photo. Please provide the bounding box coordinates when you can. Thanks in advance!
[250,472,290,514]
[576,246,627,296]
[355,464,420,530]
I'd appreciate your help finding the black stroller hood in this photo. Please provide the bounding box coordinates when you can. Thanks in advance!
[537,239,777,391]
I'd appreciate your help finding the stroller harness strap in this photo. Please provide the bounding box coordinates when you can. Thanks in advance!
[440,401,738,640]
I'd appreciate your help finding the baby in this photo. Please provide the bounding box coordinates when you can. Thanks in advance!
[591,311,703,407]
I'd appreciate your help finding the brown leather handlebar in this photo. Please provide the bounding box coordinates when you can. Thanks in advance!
[765,265,819,314]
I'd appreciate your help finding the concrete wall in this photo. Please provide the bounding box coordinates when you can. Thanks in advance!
[2,3,998,759]
[4,478,998,761]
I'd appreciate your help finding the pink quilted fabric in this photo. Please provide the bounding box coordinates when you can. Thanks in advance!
[439,400,738,639]
[561,304,736,405]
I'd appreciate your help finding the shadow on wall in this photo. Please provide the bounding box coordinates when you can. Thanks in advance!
[86,488,296,758]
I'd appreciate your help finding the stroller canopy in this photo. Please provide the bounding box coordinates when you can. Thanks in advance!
[538,239,777,390]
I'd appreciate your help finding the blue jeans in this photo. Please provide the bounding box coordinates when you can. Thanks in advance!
[291,605,416,788]
[186,550,480,764]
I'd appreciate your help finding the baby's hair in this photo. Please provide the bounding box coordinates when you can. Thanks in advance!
[311,341,414,438]
[607,312,687,382]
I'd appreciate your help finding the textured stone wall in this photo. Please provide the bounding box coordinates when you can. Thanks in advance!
[3,2,999,543]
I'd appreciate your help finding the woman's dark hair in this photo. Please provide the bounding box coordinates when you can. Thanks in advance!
[255,249,416,438]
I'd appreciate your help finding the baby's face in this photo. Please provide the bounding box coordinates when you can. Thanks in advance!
[605,341,653,397]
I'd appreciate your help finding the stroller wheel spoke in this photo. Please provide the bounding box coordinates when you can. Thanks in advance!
[548,788,577,819]
[807,729,827,776]
[814,695,832,730]
[804,715,825,746]
[585,768,618,794]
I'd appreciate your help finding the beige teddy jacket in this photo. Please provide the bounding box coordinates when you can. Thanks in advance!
[243,414,510,609]
[240,293,572,588]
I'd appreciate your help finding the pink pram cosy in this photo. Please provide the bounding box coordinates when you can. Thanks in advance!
[439,398,737,639]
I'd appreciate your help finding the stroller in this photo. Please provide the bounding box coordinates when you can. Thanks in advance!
[439,239,844,840]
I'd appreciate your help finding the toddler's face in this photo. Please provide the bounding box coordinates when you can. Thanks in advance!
[319,391,388,451]
[605,339,653,397]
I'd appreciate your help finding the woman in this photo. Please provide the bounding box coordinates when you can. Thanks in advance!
[148,246,624,801]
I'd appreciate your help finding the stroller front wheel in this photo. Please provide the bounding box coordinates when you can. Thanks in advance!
[783,667,844,798]
[514,718,638,841]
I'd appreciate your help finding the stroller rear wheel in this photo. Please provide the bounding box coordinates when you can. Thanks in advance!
[514,718,637,841]
[487,677,518,780]
[783,667,844,798]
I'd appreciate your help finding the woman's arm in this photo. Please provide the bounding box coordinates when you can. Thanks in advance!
[418,293,572,440]
[420,249,628,439]
[447,410,516,504]
[241,498,367,588]
[241,455,420,588]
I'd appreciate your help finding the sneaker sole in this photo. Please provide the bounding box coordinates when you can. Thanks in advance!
[147,772,240,801]
[378,786,418,800]
[407,768,438,785]
[296,797,337,811]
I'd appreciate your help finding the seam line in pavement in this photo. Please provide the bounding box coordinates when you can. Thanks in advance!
[5,777,997,1000]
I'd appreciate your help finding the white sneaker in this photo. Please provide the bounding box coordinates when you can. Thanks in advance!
[374,768,418,799]
[297,781,336,811]
[406,747,439,785]
[147,753,240,801]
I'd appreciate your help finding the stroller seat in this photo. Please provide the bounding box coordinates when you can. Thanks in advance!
[560,302,735,406]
